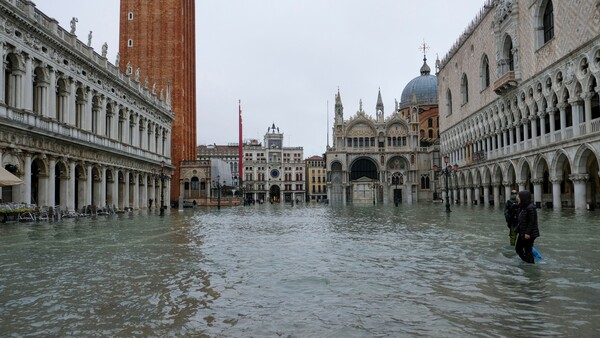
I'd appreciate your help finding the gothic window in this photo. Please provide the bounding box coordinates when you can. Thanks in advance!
[428,129,433,138]
[461,73,469,104]
[446,89,453,115]
[543,1,554,43]
[128,12,134,20]
[481,54,490,89]
[428,118,433,128]
[128,39,133,47]
[503,36,514,73]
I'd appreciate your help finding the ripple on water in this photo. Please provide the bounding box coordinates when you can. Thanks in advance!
[1,205,599,336]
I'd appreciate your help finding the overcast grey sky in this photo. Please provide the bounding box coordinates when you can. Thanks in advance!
[35,0,484,157]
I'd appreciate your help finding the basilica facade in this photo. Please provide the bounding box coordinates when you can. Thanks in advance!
[325,58,441,205]
[0,1,173,212]
[438,0,600,209]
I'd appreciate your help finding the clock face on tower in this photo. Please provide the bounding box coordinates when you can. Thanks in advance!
[270,169,280,178]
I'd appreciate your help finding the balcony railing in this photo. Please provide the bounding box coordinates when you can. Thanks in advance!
[493,71,517,95]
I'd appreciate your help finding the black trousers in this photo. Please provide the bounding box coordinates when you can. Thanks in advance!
[515,234,535,264]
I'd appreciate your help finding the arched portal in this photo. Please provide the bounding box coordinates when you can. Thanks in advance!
[350,157,379,205]
[269,185,281,203]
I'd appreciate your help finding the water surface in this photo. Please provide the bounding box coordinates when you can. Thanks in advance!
[1,204,599,336]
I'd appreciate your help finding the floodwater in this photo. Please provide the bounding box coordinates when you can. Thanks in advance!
[1,203,599,337]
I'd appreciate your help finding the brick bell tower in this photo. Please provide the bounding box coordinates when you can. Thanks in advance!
[118,0,197,206]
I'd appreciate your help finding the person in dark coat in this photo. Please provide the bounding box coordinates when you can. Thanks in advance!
[504,190,519,246]
[515,190,540,263]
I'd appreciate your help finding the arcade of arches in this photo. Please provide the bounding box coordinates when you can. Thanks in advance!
[443,144,599,209]
[1,148,170,212]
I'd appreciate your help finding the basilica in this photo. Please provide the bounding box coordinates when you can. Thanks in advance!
[0,1,172,212]
[438,0,600,210]
[325,57,440,205]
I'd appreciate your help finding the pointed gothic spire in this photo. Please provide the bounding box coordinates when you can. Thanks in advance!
[335,87,343,106]
[376,88,384,113]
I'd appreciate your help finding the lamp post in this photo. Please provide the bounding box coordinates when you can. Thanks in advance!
[159,160,165,216]
[442,155,451,213]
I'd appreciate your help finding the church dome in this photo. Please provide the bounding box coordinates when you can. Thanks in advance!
[399,57,438,110]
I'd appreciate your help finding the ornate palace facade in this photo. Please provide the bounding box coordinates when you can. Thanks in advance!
[0,0,172,211]
[438,0,600,209]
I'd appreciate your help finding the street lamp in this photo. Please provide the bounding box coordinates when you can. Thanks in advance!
[159,160,165,216]
[442,155,452,213]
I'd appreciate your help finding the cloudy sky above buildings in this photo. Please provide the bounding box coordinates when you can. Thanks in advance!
[36,0,484,157]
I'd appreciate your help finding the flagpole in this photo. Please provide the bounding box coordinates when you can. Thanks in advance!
[238,100,243,201]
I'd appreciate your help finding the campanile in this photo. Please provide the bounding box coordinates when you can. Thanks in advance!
[118,0,197,204]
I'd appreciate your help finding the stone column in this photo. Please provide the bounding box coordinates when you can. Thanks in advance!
[504,184,512,204]
[551,177,562,210]
[558,103,567,139]
[502,130,508,155]
[483,185,490,206]
[24,54,33,111]
[508,128,514,153]
[531,178,543,207]
[539,111,547,145]
[466,186,472,205]
[101,166,107,208]
[48,68,56,119]
[133,173,140,209]
[67,161,76,211]
[492,184,500,208]
[24,153,32,204]
[86,164,93,206]
[530,115,538,147]
[569,99,583,136]
[460,185,466,204]
[474,185,480,205]
[142,173,148,209]
[124,170,130,209]
[112,168,119,210]
[522,118,529,144]
[570,174,588,209]
[583,92,593,133]
[0,43,5,103]
[515,122,521,149]
[84,89,93,131]
[547,107,556,137]
[48,157,56,206]
[67,79,75,125]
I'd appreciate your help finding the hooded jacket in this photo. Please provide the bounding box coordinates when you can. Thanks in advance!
[517,190,540,239]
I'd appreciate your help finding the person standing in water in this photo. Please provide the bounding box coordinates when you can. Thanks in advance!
[515,190,540,263]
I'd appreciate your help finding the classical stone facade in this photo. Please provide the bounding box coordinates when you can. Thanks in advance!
[0,0,173,211]
[325,75,440,206]
[242,124,305,203]
[438,0,600,209]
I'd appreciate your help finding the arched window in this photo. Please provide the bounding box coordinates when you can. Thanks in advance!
[428,118,433,128]
[502,35,514,74]
[543,1,554,43]
[461,74,469,104]
[481,54,490,89]
[446,89,453,115]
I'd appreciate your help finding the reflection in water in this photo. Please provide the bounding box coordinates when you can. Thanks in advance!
[0,204,599,336]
